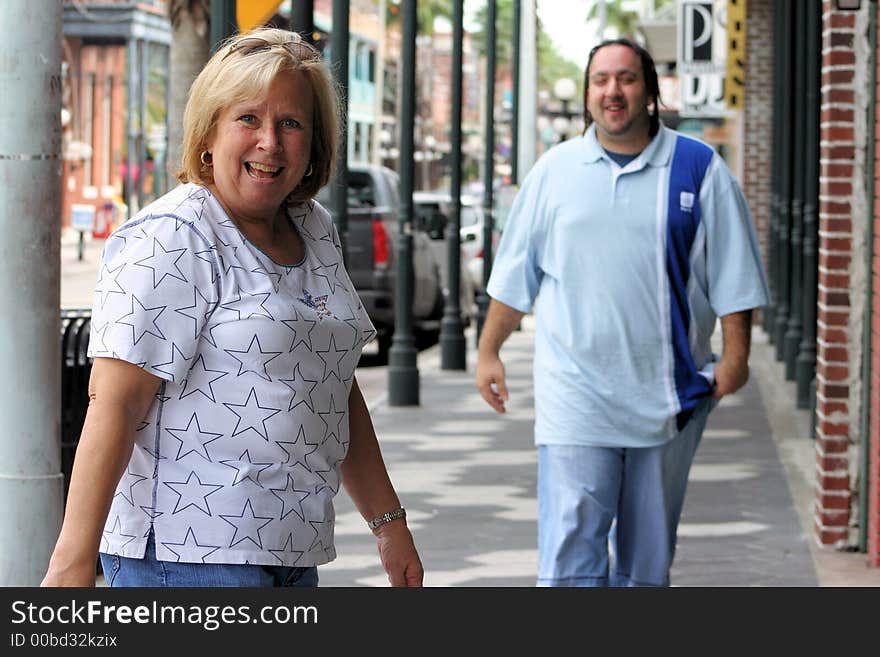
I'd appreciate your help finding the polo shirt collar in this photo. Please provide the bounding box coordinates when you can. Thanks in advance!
[581,122,674,167]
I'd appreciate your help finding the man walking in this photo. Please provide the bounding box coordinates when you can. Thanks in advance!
[475,40,769,587]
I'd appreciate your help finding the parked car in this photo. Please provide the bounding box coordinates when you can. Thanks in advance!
[412,191,479,322]
[316,163,444,358]
[412,191,500,299]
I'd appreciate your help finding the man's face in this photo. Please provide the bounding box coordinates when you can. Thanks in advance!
[585,44,652,151]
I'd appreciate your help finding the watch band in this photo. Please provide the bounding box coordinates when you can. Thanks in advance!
[367,507,406,530]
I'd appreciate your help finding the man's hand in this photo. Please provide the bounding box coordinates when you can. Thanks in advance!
[712,354,749,398]
[475,353,509,413]
[712,310,753,399]
[475,300,525,413]
[375,522,423,587]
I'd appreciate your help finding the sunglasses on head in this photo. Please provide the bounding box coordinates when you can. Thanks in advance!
[221,36,321,63]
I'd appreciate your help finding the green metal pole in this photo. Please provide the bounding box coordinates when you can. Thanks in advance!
[766,0,782,336]
[475,0,496,342]
[388,0,420,405]
[774,0,793,359]
[511,0,521,184]
[331,0,349,258]
[210,0,237,52]
[796,0,820,409]
[784,0,807,380]
[291,0,315,43]
[858,0,877,555]
[440,0,467,371]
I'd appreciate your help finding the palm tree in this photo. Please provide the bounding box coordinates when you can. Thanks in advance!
[167,0,210,184]
[587,0,643,41]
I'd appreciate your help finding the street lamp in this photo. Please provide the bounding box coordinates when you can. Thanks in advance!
[552,77,577,141]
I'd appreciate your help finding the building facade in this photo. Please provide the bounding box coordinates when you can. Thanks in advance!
[743,0,879,565]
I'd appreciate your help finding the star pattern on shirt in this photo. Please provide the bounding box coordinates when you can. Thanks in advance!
[315,334,347,383]
[133,237,189,289]
[89,318,112,354]
[279,362,319,413]
[268,532,305,566]
[307,515,332,552]
[251,265,283,292]
[161,527,222,563]
[174,285,218,340]
[94,261,128,310]
[318,393,347,447]
[113,466,149,506]
[280,306,317,353]
[150,342,192,383]
[219,449,273,488]
[268,473,311,521]
[178,354,228,403]
[194,247,221,284]
[220,498,274,549]
[164,470,224,516]
[224,334,283,382]
[219,291,275,321]
[101,516,137,552]
[223,387,281,441]
[274,424,319,471]
[116,294,167,345]
[310,254,348,294]
[313,460,341,495]
[165,412,224,462]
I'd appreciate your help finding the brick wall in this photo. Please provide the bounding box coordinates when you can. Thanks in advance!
[816,2,858,547]
[742,0,773,273]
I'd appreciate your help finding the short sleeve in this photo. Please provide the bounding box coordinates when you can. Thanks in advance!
[486,162,550,313]
[88,215,221,383]
[702,159,770,316]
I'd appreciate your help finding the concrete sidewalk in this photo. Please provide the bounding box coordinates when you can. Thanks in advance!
[321,315,880,587]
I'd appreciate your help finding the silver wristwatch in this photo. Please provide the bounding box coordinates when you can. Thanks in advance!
[367,507,406,530]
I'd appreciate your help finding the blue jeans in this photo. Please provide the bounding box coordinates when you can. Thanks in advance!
[100,530,319,587]
[536,398,715,587]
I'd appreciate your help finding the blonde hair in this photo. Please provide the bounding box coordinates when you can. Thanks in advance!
[176,28,341,204]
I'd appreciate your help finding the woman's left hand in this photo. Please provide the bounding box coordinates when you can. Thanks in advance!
[374,522,424,587]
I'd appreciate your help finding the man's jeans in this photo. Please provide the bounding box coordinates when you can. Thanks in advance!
[100,530,319,587]
[536,397,715,587]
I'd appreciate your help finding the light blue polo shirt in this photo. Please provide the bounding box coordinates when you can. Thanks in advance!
[487,124,769,447]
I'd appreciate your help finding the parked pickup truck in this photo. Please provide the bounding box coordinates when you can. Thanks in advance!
[316,163,444,358]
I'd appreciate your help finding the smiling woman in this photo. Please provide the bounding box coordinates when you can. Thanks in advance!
[41,28,423,590]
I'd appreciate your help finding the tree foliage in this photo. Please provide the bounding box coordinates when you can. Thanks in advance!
[387,0,451,33]
[472,0,583,97]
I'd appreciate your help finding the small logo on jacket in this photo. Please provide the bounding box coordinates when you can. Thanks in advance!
[680,191,695,213]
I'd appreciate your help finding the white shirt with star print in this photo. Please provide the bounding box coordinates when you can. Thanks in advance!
[89,183,375,567]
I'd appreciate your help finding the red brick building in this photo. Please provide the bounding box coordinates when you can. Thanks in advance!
[743,0,879,566]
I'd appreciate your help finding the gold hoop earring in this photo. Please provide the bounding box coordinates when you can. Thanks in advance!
[200,151,213,167]
[304,163,313,178]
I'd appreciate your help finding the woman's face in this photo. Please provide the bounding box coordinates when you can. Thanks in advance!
[206,69,314,222]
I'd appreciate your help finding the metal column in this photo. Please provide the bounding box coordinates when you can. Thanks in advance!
[774,0,794,359]
[331,0,350,258]
[0,0,64,585]
[210,0,237,51]
[475,0,496,342]
[796,0,820,409]
[291,0,315,43]
[510,0,521,185]
[440,0,467,371]
[388,0,420,405]
[784,1,807,379]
